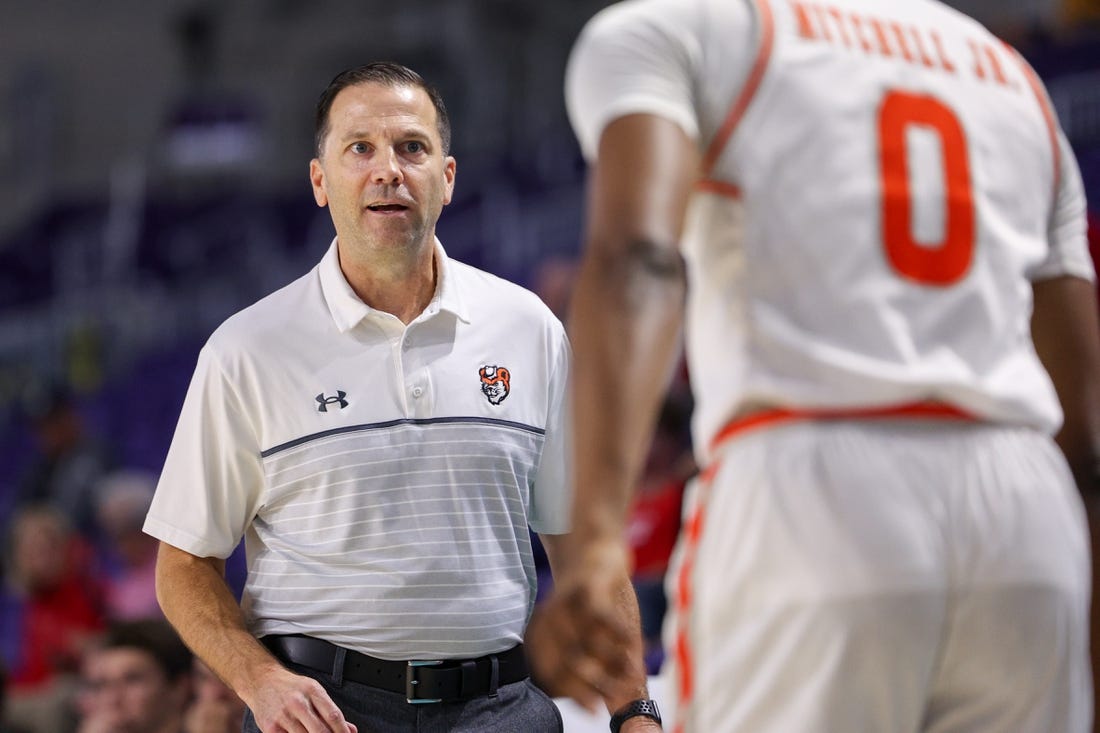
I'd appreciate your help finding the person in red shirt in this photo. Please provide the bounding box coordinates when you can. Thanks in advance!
[1,505,105,731]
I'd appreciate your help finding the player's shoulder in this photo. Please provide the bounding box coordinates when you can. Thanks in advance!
[581,0,752,36]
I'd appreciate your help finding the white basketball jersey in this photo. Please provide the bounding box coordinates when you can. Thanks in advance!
[567,0,1093,460]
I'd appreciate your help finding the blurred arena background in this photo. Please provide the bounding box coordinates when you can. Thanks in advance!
[0,1,1097,730]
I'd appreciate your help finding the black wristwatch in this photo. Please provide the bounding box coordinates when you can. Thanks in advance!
[609,699,662,732]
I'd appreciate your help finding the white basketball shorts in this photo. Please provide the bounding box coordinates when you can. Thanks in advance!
[664,418,1091,733]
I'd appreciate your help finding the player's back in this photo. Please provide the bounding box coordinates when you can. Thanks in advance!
[566,0,1092,458]
[668,0,1067,453]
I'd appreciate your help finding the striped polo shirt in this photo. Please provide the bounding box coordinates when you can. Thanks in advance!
[144,238,571,660]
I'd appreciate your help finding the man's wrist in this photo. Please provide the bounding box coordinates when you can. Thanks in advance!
[609,698,662,733]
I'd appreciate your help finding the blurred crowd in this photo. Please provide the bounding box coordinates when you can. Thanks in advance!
[0,382,248,733]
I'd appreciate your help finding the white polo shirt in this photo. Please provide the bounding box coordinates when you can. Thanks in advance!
[144,238,571,660]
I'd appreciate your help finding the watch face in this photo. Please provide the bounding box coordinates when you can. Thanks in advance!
[611,699,662,732]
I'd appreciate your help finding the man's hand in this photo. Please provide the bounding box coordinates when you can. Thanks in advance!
[241,665,357,733]
[529,539,645,713]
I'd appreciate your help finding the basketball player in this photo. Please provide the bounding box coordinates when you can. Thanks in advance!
[529,1,1100,731]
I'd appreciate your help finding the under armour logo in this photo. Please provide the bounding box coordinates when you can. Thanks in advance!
[316,391,348,412]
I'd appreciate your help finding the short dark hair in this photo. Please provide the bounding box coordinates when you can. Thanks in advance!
[314,61,451,157]
[98,619,193,682]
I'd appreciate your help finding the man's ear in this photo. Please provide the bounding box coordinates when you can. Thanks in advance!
[441,156,456,206]
[310,158,328,207]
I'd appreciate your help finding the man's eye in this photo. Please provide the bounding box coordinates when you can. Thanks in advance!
[405,141,424,154]
[350,142,368,154]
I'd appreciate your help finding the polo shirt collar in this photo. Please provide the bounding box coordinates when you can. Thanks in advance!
[319,237,470,333]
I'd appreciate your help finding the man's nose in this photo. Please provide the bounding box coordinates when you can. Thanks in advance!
[371,147,403,186]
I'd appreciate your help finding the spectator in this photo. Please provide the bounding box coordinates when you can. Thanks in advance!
[0,663,31,733]
[93,471,160,621]
[13,382,113,537]
[532,256,579,321]
[76,619,192,733]
[0,505,104,733]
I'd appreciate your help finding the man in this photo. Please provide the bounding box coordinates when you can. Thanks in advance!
[94,470,161,620]
[531,1,1100,732]
[77,620,193,733]
[144,62,650,732]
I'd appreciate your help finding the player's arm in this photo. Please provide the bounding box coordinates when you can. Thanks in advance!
[567,112,696,568]
[531,113,695,721]
[1028,127,1100,733]
[1022,104,1100,494]
[155,543,356,733]
[1032,275,1100,496]
[1031,128,1100,496]
[1031,272,1100,733]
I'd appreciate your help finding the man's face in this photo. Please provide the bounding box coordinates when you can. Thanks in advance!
[82,648,188,733]
[310,82,456,263]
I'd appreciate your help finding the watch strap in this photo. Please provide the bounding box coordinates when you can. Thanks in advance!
[609,698,661,732]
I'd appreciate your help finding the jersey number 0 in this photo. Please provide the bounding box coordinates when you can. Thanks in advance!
[878,90,975,286]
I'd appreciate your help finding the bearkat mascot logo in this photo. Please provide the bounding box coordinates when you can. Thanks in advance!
[479,365,510,405]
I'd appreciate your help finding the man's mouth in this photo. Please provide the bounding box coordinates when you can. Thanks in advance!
[367,203,409,213]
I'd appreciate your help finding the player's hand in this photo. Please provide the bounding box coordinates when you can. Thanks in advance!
[528,539,642,713]
[241,666,357,733]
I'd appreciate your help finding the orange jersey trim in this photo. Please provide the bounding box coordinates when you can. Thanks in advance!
[709,401,975,454]
[694,178,743,198]
[671,462,719,733]
[700,0,776,176]
[1009,44,1062,197]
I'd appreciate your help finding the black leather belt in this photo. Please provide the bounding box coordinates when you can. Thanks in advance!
[262,634,528,703]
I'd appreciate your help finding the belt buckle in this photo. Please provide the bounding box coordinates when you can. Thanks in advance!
[406,660,443,703]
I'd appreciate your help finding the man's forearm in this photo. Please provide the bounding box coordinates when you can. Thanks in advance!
[154,542,282,708]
